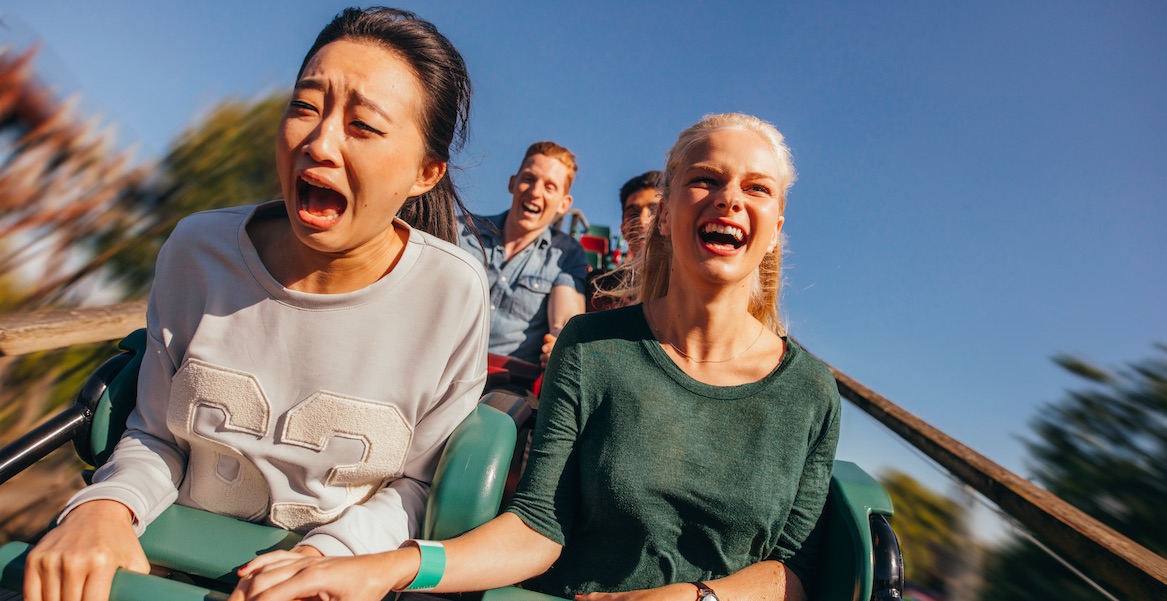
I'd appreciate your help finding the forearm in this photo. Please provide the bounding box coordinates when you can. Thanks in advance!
[575,562,803,601]
[706,561,805,601]
[395,512,561,592]
[547,286,584,335]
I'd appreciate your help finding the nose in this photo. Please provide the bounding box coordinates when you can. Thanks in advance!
[638,206,655,230]
[302,114,342,166]
[714,188,744,212]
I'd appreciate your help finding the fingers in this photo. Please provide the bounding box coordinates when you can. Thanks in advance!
[62,557,95,601]
[238,550,305,577]
[541,334,558,368]
[25,550,117,601]
[125,548,151,575]
[80,567,116,601]
[23,557,43,601]
[232,562,314,601]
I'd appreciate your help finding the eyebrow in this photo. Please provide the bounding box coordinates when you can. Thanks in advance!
[687,163,777,183]
[293,77,394,124]
[293,77,327,93]
[350,90,393,124]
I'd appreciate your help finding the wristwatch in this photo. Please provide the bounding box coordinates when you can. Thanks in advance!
[690,581,719,601]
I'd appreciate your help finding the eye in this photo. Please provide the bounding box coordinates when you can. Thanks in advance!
[746,183,772,195]
[289,99,317,113]
[351,120,385,135]
[688,176,717,187]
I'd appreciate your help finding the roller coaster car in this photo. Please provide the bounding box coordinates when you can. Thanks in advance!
[0,330,903,601]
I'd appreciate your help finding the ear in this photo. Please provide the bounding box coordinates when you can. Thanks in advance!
[657,201,671,237]
[768,215,785,253]
[409,158,447,197]
[507,174,517,194]
[556,193,574,216]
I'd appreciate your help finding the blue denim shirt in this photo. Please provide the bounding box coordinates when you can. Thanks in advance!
[457,211,588,363]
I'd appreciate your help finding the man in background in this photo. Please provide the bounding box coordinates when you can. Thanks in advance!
[618,170,662,260]
[458,141,587,366]
[586,170,662,311]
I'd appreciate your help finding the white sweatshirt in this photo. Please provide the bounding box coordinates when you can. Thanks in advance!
[63,202,490,556]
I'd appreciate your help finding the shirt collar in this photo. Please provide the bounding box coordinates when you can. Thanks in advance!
[489,210,553,249]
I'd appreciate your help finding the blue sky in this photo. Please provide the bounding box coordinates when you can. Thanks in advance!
[4,1,1165,498]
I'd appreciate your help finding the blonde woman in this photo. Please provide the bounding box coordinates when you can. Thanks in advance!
[232,113,840,601]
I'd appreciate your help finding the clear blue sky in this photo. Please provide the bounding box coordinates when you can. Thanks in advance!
[4,1,1165,494]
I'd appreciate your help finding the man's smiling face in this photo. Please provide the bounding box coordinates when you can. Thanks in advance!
[506,153,574,237]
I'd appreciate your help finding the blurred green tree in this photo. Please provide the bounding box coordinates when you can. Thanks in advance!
[3,93,288,422]
[979,345,1167,601]
[880,470,966,596]
[94,93,287,297]
[0,55,288,541]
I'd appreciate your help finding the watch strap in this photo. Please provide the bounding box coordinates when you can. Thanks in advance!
[689,581,719,601]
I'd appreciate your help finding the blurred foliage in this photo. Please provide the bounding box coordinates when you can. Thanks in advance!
[0,52,290,540]
[1,92,287,434]
[880,470,967,595]
[980,345,1167,601]
[0,341,119,435]
[98,94,287,296]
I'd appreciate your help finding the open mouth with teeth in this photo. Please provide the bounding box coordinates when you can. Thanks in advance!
[521,201,544,215]
[296,177,347,228]
[698,222,748,252]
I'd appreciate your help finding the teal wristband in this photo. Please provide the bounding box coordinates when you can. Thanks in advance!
[404,540,446,591]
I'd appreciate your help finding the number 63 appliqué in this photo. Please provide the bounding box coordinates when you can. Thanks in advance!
[166,359,413,532]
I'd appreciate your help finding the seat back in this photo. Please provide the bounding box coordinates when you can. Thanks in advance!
[426,400,517,539]
[578,234,609,256]
[815,461,900,601]
[77,328,147,467]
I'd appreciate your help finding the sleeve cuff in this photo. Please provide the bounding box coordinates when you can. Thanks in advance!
[59,486,149,536]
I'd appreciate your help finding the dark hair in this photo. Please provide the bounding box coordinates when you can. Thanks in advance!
[618,170,662,211]
[299,6,472,243]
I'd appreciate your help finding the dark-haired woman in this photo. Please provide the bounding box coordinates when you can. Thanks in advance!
[230,113,840,601]
[24,7,488,601]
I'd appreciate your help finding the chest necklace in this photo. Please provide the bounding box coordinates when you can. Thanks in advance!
[643,304,765,364]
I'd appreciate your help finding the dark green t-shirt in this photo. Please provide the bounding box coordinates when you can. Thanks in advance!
[506,305,841,596]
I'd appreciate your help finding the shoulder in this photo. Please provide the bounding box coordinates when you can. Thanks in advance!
[546,230,587,283]
[458,211,503,234]
[559,305,646,345]
[783,339,842,408]
[548,227,584,253]
[159,204,259,268]
[456,212,501,252]
[168,204,255,244]
[410,228,489,294]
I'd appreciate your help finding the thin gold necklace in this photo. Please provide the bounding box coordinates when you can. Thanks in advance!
[643,303,765,364]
